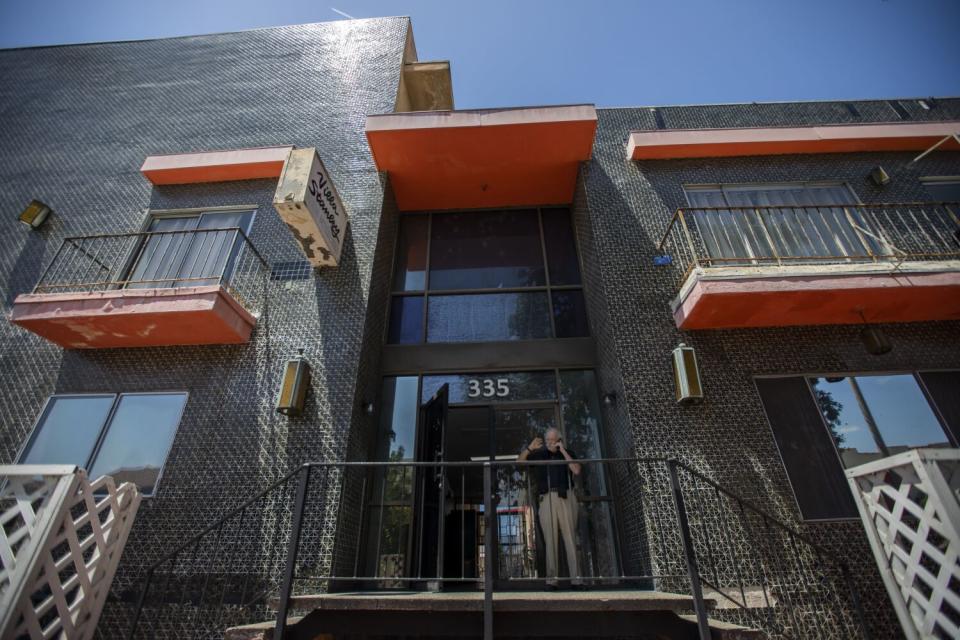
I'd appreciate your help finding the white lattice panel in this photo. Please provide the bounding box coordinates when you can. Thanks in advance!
[847,449,960,640]
[0,466,141,640]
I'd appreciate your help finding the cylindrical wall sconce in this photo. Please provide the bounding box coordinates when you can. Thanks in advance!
[672,342,703,404]
[276,349,310,416]
[19,200,52,228]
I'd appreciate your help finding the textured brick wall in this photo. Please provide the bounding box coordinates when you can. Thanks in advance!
[0,18,409,637]
[583,100,960,638]
[2,19,959,638]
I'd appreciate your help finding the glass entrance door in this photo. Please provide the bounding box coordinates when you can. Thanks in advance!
[365,370,620,589]
[441,403,561,587]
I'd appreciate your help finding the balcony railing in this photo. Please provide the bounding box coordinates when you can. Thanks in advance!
[123,459,869,640]
[0,465,141,640]
[846,449,960,640]
[657,202,960,292]
[32,227,269,316]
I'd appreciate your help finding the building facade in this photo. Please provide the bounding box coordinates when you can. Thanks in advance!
[1,16,958,640]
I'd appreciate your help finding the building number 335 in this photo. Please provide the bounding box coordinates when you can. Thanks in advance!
[467,378,510,398]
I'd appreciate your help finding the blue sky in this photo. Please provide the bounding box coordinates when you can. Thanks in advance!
[1,0,957,109]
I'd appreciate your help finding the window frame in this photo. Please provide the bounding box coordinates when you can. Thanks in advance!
[919,176,960,201]
[754,369,957,522]
[123,206,258,290]
[682,180,863,206]
[16,391,189,497]
[385,206,590,345]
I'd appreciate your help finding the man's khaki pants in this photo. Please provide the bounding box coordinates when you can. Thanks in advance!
[538,491,583,585]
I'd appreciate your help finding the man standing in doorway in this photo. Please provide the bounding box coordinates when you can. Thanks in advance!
[518,427,584,589]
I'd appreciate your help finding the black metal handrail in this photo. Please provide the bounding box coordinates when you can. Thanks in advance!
[32,226,269,306]
[122,458,869,640]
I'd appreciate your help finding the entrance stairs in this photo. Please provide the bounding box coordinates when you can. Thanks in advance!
[224,590,765,640]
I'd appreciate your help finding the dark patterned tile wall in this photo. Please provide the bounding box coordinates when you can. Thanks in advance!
[584,104,960,638]
[2,16,958,638]
[0,18,410,637]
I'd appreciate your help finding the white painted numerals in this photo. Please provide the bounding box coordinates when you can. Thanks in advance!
[467,378,510,398]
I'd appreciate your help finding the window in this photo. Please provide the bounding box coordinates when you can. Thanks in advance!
[756,372,957,520]
[921,177,960,202]
[683,182,884,263]
[18,393,188,495]
[387,208,588,344]
[128,209,255,289]
[809,375,953,467]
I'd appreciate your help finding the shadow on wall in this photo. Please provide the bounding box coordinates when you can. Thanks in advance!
[5,215,62,307]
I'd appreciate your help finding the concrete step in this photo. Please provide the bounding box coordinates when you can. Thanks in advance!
[677,615,767,639]
[270,589,716,614]
[225,590,767,639]
[225,613,765,640]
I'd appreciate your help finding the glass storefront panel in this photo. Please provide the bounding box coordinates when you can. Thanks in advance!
[388,296,424,344]
[366,369,619,586]
[552,290,589,338]
[386,208,589,345]
[426,292,551,342]
[541,208,582,285]
[392,214,428,292]
[428,210,545,290]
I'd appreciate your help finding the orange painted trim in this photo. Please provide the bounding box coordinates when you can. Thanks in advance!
[140,146,293,185]
[674,270,960,330]
[365,105,597,211]
[627,121,960,160]
[11,285,256,349]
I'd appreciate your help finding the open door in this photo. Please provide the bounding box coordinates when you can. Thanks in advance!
[414,384,448,589]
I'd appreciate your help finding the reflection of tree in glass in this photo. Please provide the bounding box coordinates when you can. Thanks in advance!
[383,447,411,502]
[812,384,846,447]
[377,505,410,579]
[506,294,546,341]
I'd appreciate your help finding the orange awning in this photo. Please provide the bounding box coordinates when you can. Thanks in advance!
[141,146,293,185]
[627,121,960,160]
[366,105,597,211]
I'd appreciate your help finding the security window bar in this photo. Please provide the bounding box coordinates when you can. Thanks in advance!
[17,392,189,496]
[659,192,960,292]
[387,208,589,344]
[31,208,269,314]
[126,210,256,289]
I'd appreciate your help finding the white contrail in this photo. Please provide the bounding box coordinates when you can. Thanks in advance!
[331,7,357,19]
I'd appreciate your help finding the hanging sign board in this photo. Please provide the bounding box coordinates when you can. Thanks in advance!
[273,148,348,267]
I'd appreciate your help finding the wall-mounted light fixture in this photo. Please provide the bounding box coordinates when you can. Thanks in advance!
[857,310,892,356]
[362,400,375,416]
[602,392,617,407]
[672,343,703,404]
[276,349,310,416]
[19,200,52,228]
[861,326,892,356]
[869,166,891,186]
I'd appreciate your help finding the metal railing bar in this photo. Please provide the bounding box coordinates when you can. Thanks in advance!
[713,487,749,618]
[674,462,847,563]
[144,469,302,573]
[352,474,368,578]
[759,515,803,639]
[667,460,711,640]
[274,465,311,640]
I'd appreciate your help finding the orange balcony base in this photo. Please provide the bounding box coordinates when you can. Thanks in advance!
[673,266,960,330]
[10,285,256,349]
